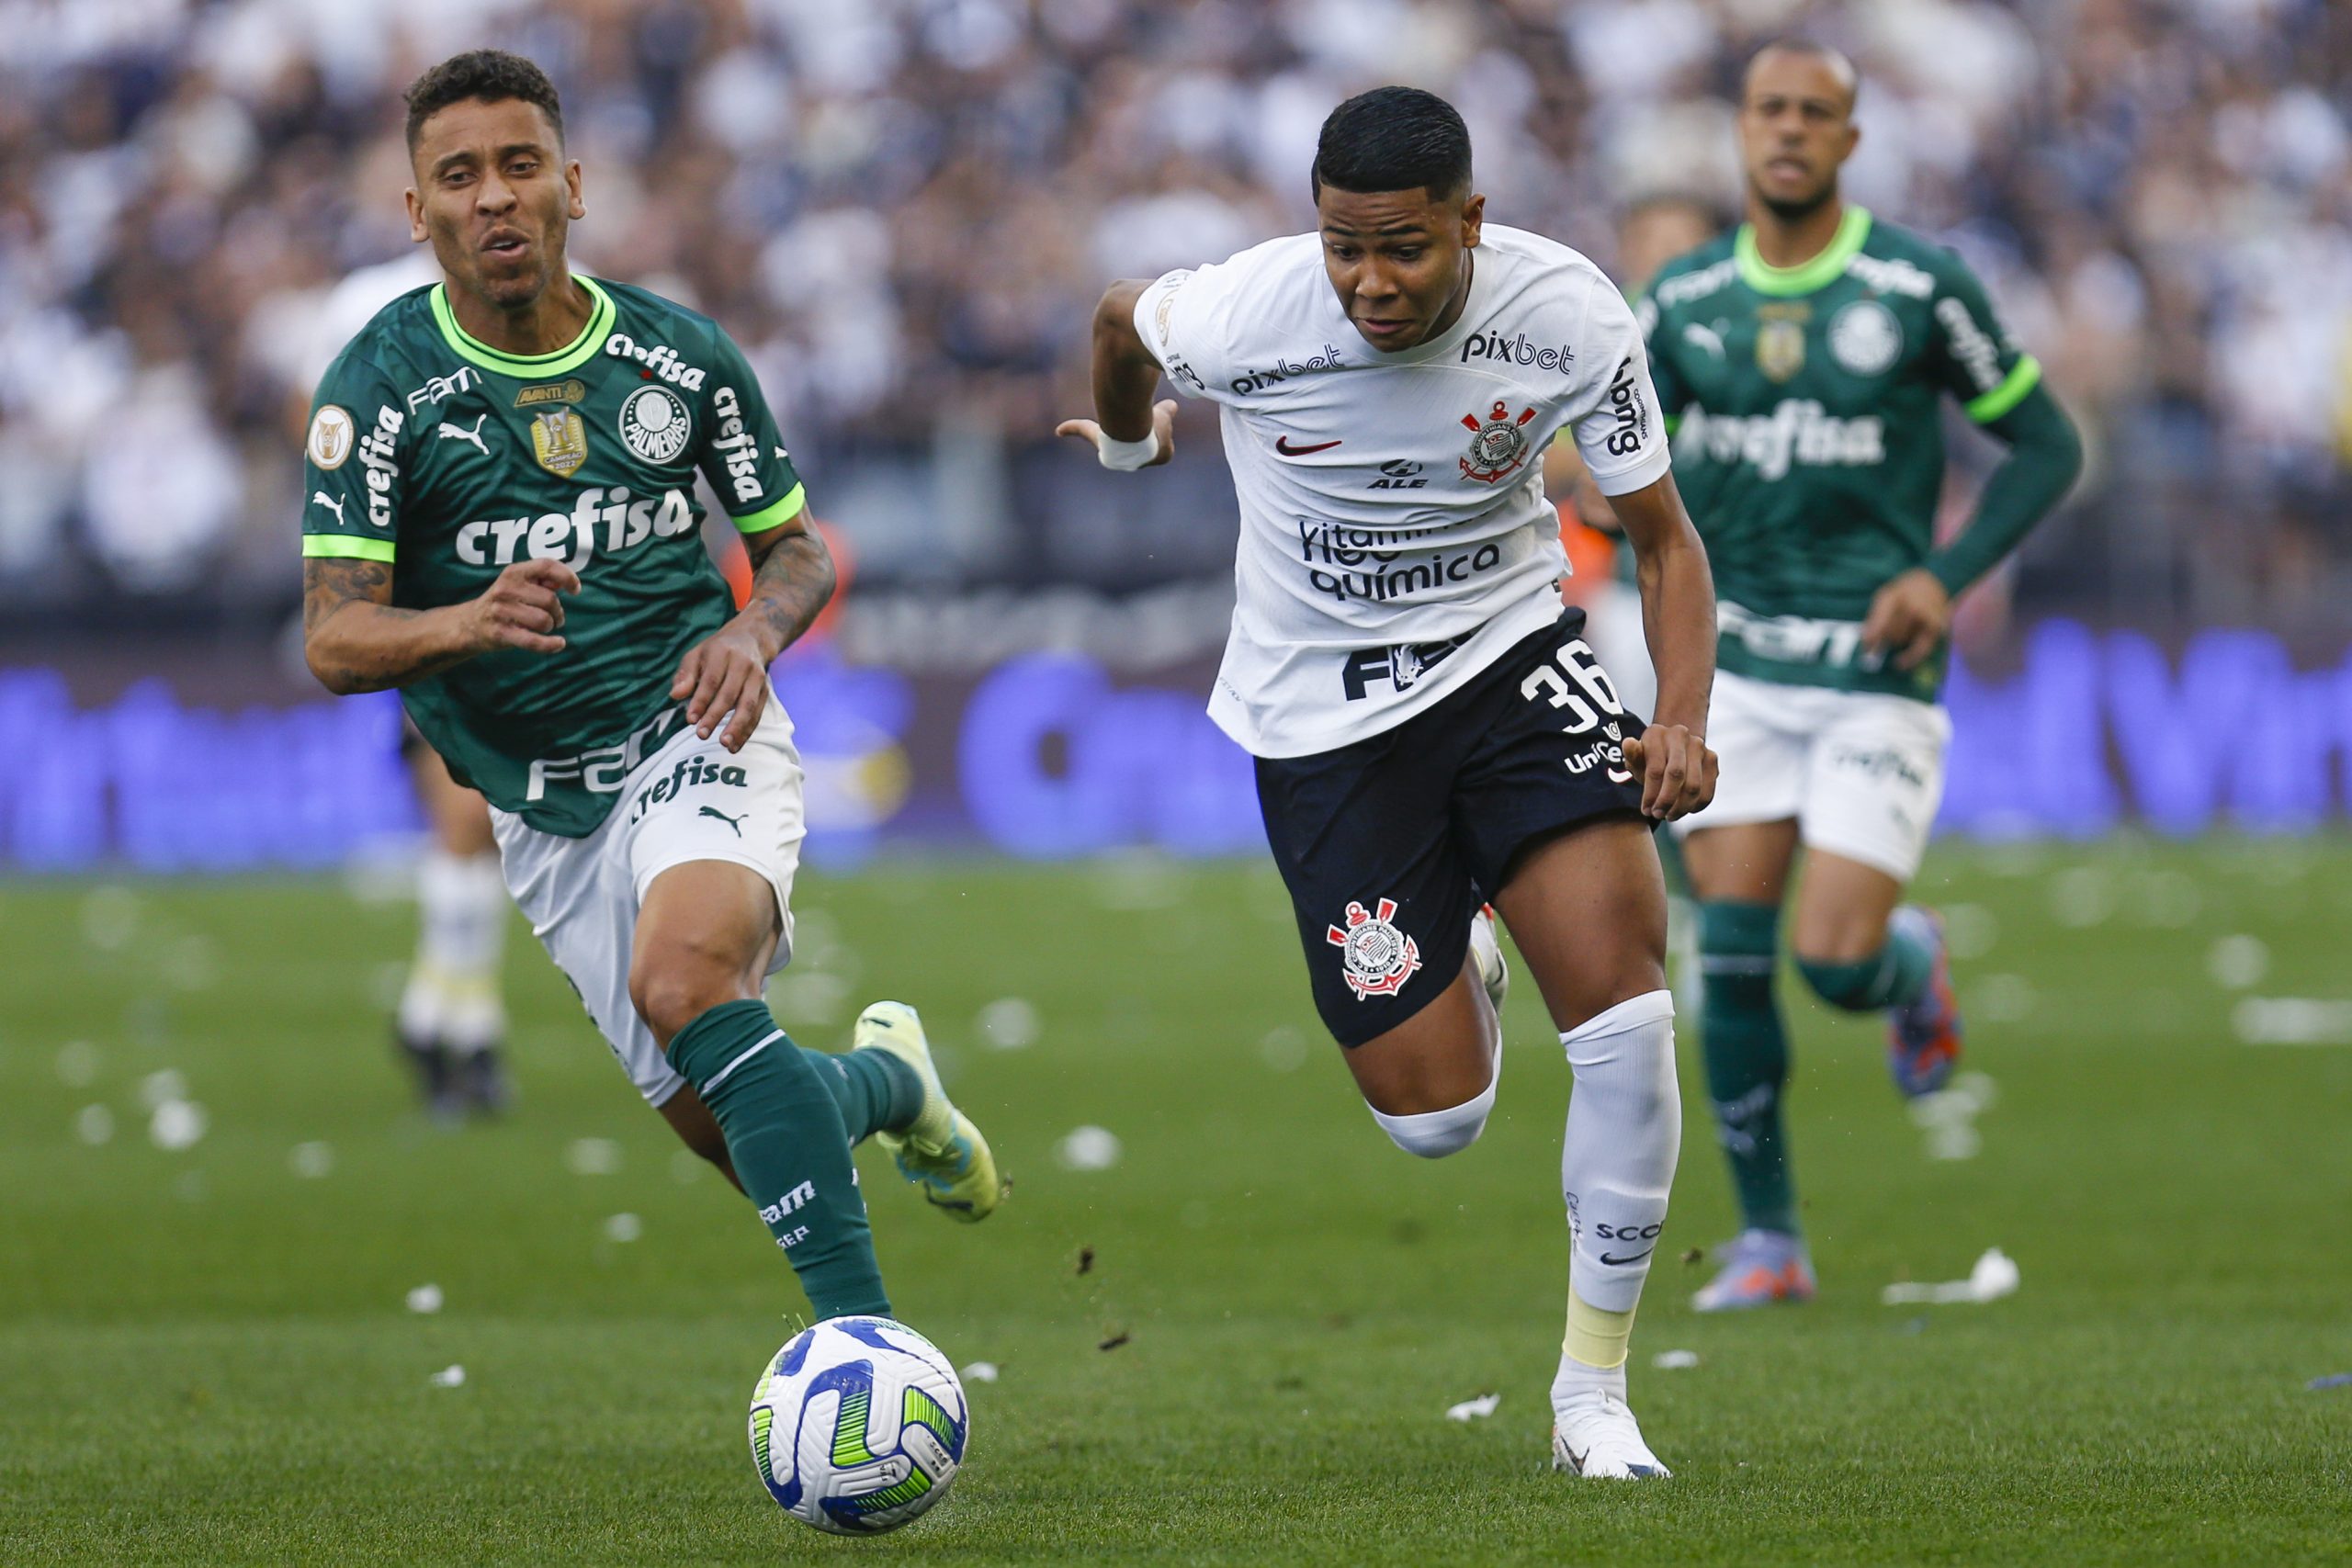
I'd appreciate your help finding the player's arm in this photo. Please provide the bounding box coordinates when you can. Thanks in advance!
[302,555,577,694]
[1608,473,1719,821]
[670,329,835,751]
[1055,278,1180,468]
[1863,263,2086,670]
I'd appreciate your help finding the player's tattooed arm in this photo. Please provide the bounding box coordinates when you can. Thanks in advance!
[1608,473,1720,821]
[301,556,576,694]
[670,515,835,752]
[1055,279,1177,469]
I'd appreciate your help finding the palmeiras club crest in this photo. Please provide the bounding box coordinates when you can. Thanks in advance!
[1459,400,1538,482]
[1327,897,1423,1000]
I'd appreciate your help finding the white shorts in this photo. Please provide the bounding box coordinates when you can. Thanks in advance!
[1673,670,1951,881]
[1580,578,1657,722]
[492,691,806,1107]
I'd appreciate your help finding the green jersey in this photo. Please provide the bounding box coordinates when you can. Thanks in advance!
[1638,207,2041,700]
[300,276,806,836]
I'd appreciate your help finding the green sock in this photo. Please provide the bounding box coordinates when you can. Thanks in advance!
[1797,925,1933,1013]
[1698,901,1798,1236]
[822,1048,925,1144]
[665,999,891,1319]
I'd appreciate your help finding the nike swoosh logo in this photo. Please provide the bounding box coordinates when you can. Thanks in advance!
[1274,436,1341,456]
[1599,1248,1655,1267]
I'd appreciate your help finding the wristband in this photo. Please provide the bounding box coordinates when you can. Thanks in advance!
[1095,431,1160,471]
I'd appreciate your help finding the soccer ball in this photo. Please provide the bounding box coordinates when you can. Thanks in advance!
[747,1315,968,1535]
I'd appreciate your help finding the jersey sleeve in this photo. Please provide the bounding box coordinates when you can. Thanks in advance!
[300,353,411,563]
[1633,291,1691,423]
[1926,252,2042,424]
[1132,265,1236,404]
[1565,279,1675,496]
[697,328,808,533]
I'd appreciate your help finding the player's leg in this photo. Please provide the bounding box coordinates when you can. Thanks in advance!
[398,736,511,1120]
[1787,693,1961,1097]
[1674,671,1816,1310]
[1254,732,1498,1159]
[1487,818,1679,1479]
[655,1083,741,1193]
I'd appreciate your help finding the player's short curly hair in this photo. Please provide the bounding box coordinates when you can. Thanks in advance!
[1312,86,1471,204]
[403,49,564,153]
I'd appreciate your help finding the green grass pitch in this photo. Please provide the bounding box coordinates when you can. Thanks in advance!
[3,840,2348,1564]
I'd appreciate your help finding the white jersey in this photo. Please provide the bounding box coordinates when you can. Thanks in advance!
[1136,224,1672,757]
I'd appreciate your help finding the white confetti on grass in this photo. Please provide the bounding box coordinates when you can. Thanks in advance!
[428,1364,467,1388]
[1907,1072,1998,1161]
[565,1138,623,1176]
[406,1284,444,1314]
[959,1361,1001,1384]
[977,998,1040,1050]
[1055,1125,1123,1171]
[1939,905,1997,961]
[1971,974,2038,1025]
[75,1105,116,1145]
[2047,866,2114,928]
[771,971,852,1026]
[148,1100,207,1151]
[1652,1349,1700,1371]
[139,1070,189,1110]
[288,1142,334,1179]
[2231,998,2352,1046]
[80,886,140,951]
[2207,934,2271,990]
[603,1213,643,1243]
[1883,1247,2019,1305]
[54,1041,100,1087]
[1258,1027,1308,1073]
[1443,1393,1500,1422]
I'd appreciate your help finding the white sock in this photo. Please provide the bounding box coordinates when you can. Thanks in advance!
[1559,990,1680,1316]
[407,850,509,1051]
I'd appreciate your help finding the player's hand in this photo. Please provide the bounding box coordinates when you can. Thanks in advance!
[465,558,578,655]
[1861,569,1952,671]
[671,622,771,752]
[1054,400,1177,469]
[1620,724,1716,821]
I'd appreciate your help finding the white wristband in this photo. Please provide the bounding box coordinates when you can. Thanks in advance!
[1095,431,1160,471]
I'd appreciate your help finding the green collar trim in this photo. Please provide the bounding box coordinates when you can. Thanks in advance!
[429,275,614,378]
[1735,206,1872,297]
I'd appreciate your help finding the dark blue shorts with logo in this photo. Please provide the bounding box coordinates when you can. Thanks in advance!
[1254,606,1650,1047]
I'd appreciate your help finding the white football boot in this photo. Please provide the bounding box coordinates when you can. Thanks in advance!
[1550,1388,1672,1480]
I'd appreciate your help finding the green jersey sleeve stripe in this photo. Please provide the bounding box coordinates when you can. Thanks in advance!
[1733,206,1872,297]
[429,276,616,378]
[731,483,807,535]
[302,536,397,561]
[1964,355,2042,423]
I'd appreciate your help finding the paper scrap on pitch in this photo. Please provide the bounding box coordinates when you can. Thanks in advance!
[1444,1393,1500,1422]
[960,1361,1001,1384]
[1883,1247,2019,1305]
[406,1283,444,1314]
[1055,1125,1122,1171]
[565,1137,622,1176]
[1652,1349,1700,1370]
[428,1364,467,1388]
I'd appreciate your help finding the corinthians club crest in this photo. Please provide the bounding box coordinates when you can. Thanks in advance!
[1459,400,1538,483]
[1327,897,1423,1000]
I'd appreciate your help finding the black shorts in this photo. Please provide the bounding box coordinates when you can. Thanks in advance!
[1255,607,1649,1047]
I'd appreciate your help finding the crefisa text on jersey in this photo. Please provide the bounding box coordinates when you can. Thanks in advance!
[603,333,707,390]
[454,485,698,569]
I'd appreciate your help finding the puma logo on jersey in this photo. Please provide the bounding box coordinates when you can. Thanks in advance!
[1682,322,1724,359]
[436,414,490,456]
[698,805,747,836]
[311,491,345,525]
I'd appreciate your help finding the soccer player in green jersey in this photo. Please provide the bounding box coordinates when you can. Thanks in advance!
[1639,41,2083,1310]
[298,51,1003,1331]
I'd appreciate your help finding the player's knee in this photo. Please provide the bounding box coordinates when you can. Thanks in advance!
[1368,1076,1497,1158]
[629,955,748,1046]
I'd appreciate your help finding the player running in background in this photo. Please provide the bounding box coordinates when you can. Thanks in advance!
[299,51,1001,1330]
[1641,41,2083,1311]
[301,252,514,1122]
[1060,87,1718,1479]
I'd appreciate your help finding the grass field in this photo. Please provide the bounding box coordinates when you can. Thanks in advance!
[4,839,2349,1564]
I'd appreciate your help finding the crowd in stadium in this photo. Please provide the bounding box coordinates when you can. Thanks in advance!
[0,0,2345,622]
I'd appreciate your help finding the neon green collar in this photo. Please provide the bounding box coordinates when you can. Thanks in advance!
[429,274,615,378]
[1735,205,1871,297]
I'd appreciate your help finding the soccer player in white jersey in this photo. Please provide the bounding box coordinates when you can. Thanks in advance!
[1059,87,1720,1479]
